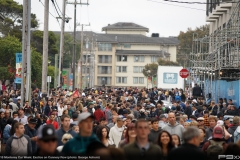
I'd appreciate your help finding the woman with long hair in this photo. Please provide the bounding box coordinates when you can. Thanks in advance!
[172,134,181,148]
[96,126,114,147]
[199,128,207,149]
[157,130,175,160]
[119,123,136,148]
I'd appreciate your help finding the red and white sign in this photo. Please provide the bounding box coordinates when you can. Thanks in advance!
[179,68,189,78]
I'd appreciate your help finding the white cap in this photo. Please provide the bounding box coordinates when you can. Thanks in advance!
[78,112,94,123]
[82,93,86,97]
[217,120,224,126]
[17,96,21,100]
[192,99,197,103]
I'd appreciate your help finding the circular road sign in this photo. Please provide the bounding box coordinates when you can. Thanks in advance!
[180,68,189,78]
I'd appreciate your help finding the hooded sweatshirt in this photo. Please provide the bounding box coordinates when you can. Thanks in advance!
[148,127,162,143]
[162,122,184,142]
[62,133,99,155]
[5,134,32,156]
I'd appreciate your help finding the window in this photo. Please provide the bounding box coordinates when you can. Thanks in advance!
[116,77,127,83]
[117,55,127,62]
[98,66,112,74]
[97,77,112,85]
[139,66,144,73]
[98,43,112,51]
[151,56,158,62]
[133,66,144,73]
[116,66,127,72]
[83,67,90,74]
[134,56,144,62]
[123,44,131,48]
[133,66,139,73]
[122,66,127,72]
[98,55,112,63]
[83,55,91,63]
[133,77,144,84]
[139,77,144,84]
[133,77,138,84]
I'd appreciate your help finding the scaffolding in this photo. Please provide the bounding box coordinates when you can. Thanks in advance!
[190,0,240,100]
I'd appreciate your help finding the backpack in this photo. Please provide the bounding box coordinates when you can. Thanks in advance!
[206,140,225,156]
[234,126,240,143]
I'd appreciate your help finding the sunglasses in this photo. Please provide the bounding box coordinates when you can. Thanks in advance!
[63,138,72,141]
[42,139,56,143]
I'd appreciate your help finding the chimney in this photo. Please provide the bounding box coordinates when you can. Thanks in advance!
[108,24,110,26]
[151,33,159,37]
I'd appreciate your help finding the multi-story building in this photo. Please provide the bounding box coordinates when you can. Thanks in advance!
[75,22,179,88]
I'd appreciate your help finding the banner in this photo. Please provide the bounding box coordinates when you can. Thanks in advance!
[62,70,67,89]
[15,53,22,84]
[69,73,73,90]
[152,76,157,86]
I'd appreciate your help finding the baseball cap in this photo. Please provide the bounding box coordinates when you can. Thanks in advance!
[78,112,94,123]
[9,98,13,102]
[192,99,197,103]
[117,115,125,121]
[223,117,230,121]
[37,125,57,141]
[197,117,204,121]
[52,108,58,112]
[212,126,224,139]
[28,118,37,124]
[217,120,224,126]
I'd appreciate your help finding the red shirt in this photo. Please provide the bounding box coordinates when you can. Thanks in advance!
[94,109,104,122]
[46,119,59,130]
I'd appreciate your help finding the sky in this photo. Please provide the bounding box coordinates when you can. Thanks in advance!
[15,0,208,37]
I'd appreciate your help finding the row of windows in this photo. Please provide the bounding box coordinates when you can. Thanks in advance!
[98,55,164,63]
[97,66,144,73]
[116,77,144,84]
[97,77,145,85]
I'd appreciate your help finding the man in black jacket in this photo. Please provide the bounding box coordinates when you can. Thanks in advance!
[168,127,207,160]
[24,118,38,153]
[184,101,192,119]
[192,84,202,99]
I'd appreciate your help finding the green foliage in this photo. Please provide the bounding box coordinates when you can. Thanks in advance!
[31,30,58,65]
[31,49,42,88]
[0,35,21,69]
[142,63,158,77]
[157,59,180,66]
[0,67,13,80]
[55,33,80,68]
[177,24,209,67]
[0,0,38,40]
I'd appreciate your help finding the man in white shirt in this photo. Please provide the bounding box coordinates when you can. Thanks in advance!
[109,115,125,148]
[9,98,18,112]
[14,108,28,125]
[57,101,64,118]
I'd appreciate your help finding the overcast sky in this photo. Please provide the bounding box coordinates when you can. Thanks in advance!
[15,0,208,37]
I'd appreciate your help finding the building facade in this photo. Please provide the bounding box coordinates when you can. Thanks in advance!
[76,22,179,88]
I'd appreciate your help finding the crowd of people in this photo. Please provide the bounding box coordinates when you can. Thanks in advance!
[0,84,240,160]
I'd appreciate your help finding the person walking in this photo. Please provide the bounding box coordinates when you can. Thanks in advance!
[5,122,32,156]
[24,118,38,153]
[168,127,207,160]
[123,119,162,160]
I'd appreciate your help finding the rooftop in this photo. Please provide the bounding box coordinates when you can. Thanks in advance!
[102,22,149,32]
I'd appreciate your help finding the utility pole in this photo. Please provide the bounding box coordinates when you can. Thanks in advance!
[79,23,90,90]
[26,0,31,102]
[41,0,49,95]
[20,0,28,107]
[70,0,77,90]
[58,0,67,88]
[54,54,58,88]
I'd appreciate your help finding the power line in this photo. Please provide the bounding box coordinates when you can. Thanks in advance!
[39,0,61,27]
[54,0,69,17]
[162,0,237,4]
[51,0,62,18]
[147,0,206,11]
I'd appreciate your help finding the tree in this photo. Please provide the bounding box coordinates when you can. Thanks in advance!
[31,48,43,88]
[142,63,158,77]
[0,0,39,39]
[177,24,209,67]
[55,33,81,68]
[31,30,58,65]
[0,35,22,79]
[157,59,180,66]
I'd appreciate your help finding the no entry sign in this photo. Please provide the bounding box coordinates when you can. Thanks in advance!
[180,68,189,78]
